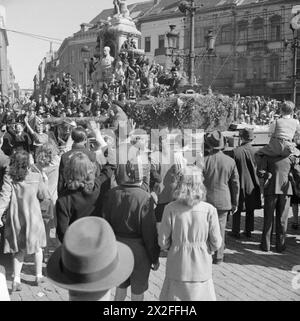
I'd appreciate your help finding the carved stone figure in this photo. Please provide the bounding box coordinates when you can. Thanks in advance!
[100,46,115,83]
[113,0,131,19]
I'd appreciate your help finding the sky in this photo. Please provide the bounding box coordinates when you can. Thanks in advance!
[0,0,145,89]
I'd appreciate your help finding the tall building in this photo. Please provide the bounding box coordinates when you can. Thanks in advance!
[138,0,185,68]
[0,5,9,97]
[139,0,300,102]
[33,49,58,99]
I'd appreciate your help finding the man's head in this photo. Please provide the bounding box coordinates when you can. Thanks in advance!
[71,127,87,145]
[280,101,295,116]
[15,123,23,134]
[205,130,225,152]
[171,67,180,80]
[239,128,255,144]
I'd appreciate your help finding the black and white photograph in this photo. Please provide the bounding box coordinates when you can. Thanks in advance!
[0,0,300,306]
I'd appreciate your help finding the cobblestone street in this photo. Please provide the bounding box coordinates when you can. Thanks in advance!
[1,209,299,301]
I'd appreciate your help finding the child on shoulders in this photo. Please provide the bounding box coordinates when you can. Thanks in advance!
[257,101,300,158]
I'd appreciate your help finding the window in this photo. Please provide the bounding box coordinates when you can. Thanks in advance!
[237,21,248,42]
[270,16,281,41]
[218,57,232,78]
[79,71,84,85]
[253,18,264,41]
[269,56,280,80]
[158,35,165,49]
[195,26,202,47]
[145,37,151,52]
[252,57,263,79]
[237,57,247,82]
[70,50,75,64]
[220,25,232,44]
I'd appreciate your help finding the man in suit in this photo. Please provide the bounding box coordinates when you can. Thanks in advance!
[202,131,240,264]
[259,154,295,252]
[230,128,261,238]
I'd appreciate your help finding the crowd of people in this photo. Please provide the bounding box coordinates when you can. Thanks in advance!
[0,54,300,301]
[0,90,299,301]
[232,94,288,126]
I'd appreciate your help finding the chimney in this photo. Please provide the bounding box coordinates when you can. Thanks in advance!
[80,23,87,32]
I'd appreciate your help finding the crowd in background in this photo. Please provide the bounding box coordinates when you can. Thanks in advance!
[0,61,300,301]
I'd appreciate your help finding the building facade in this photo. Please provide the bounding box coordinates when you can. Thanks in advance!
[139,0,300,103]
[33,49,58,99]
[56,23,97,88]
[138,0,185,70]
[0,5,9,97]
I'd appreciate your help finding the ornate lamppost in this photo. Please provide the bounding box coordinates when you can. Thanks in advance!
[284,11,300,106]
[81,46,90,95]
[166,1,216,87]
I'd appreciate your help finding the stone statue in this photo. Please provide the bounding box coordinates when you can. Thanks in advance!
[120,35,137,52]
[113,0,131,19]
[100,46,115,83]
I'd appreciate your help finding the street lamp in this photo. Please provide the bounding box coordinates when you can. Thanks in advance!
[285,12,300,106]
[205,30,216,53]
[81,45,90,95]
[166,25,179,50]
[166,25,180,66]
[166,3,215,87]
[178,0,197,86]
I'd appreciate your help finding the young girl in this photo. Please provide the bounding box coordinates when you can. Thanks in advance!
[0,150,49,291]
[32,143,61,262]
[158,165,222,301]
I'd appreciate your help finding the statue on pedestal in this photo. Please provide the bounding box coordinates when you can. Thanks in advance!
[113,0,131,19]
[100,46,115,84]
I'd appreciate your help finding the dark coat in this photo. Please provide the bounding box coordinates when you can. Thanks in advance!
[0,150,9,189]
[203,151,240,211]
[57,144,98,197]
[232,143,261,211]
[261,155,294,196]
[55,164,113,243]
[1,132,13,156]
[101,184,160,264]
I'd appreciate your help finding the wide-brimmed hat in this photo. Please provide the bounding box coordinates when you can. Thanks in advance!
[239,128,255,141]
[47,217,134,293]
[205,130,225,150]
